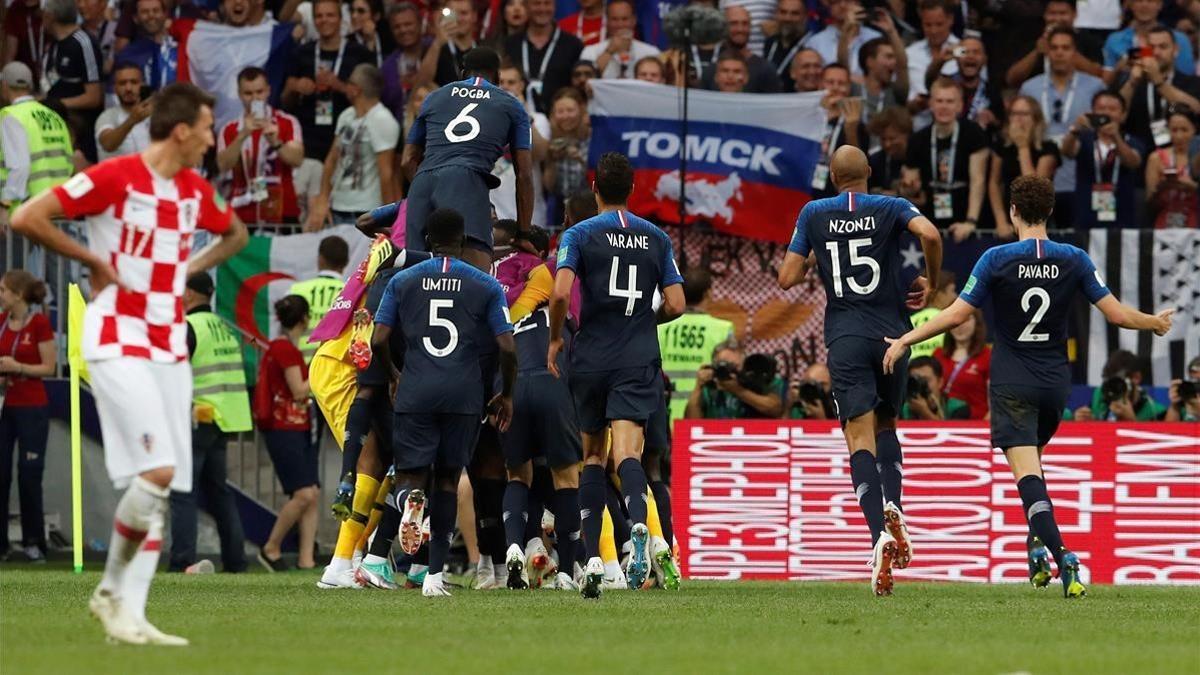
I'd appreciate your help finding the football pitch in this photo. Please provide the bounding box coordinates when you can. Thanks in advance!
[2,568,1198,674]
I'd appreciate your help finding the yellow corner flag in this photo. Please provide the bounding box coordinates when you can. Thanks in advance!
[67,284,88,573]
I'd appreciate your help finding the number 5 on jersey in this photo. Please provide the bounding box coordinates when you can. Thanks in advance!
[425,299,459,356]
[445,104,481,143]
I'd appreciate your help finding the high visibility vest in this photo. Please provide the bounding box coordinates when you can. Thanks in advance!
[908,308,945,359]
[187,311,253,433]
[657,311,735,421]
[0,99,74,208]
[289,274,345,362]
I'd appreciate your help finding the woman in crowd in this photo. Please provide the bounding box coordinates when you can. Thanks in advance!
[0,270,56,562]
[258,295,319,572]
[634,55,666,84]
[1145,109,1199,229]
[933,306,991,420]
[544,87,590,211]
[488,0,528,43]
[988,95,1060,238]
[350,0,395,67]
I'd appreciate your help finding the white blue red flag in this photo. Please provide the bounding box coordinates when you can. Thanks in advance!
[588,80,826,242]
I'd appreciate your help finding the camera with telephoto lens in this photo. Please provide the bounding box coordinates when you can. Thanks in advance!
[907,375,932,400]
[1101,377,1130,405]
[797,381,825,404]
[1179,380,1198,402]
[737,354,777,395]
[712,360,737,382]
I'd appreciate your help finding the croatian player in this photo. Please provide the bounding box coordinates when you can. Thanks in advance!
[548,152,686,599]
[778,145,942,597]
[402,46,534,271]
[882,175,1174,599]
[11,83,249,643]
[370,208,517,597]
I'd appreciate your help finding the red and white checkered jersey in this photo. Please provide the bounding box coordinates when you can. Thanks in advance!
[53,155,232,363]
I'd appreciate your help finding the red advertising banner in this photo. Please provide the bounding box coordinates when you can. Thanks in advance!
[671,421,1200,584]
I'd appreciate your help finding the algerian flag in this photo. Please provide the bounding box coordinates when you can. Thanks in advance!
[214,225,371,378]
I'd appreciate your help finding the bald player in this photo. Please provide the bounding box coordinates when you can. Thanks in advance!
[778,146,942,596]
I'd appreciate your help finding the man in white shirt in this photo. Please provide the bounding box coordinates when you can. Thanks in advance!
[580,0,660,80]
[95,62,152,160]
[906,0,959,108]
[309,64,400,229]
[804,0,880,77]
[493,64,549,227]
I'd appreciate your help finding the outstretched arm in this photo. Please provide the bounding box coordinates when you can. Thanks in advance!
[882,297,975,373]
[1094,295,1174,334]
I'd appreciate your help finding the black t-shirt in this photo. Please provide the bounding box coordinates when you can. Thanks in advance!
[352,30,396,67]
[868,148,904,193]
[286,38,375,160]
[434,41,474,87]
[43,29,102,105]
[1126,72,1200,151]
[994,139,1061,205]
[503,29,583,114]
[904,119,989,227]
[762,35,806,92]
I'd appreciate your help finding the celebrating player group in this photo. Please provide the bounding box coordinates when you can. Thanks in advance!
[10,44,1176,646]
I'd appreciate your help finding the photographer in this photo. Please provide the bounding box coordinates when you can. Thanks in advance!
[787,363,835,420]
[685,342,785,420]
[1075,350,1166,421]
[1165,357,1200,422]
[900,356,970,421]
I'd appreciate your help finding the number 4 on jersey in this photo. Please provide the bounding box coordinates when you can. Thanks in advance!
[608,256,642,316]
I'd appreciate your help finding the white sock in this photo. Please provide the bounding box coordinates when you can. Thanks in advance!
[123,516,165,622]
[362,554,388,567]
[526,537,542,551]
[328,556,352,574]
[424,571,442,585]
[99,477,169,599]
[604,560,622,578]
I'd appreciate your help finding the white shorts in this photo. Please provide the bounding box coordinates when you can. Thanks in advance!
[88,358,193,492]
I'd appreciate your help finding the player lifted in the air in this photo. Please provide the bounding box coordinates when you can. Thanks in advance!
[12,83,249,643]
[370,208,517,597]
[779,145,942,596]
[548,153,685,599]
[883,175,1174,599]
[402,46,534,270]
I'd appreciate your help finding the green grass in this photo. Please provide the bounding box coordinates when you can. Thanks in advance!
[2,567,1198,674]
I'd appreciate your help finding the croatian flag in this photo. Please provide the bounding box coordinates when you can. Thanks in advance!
[588,80,826,242]
[172,20,294,128]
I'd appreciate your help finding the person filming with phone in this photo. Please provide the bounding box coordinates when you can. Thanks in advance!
[95,62,153,160]
[1061,90,1144,229]
[218,66,306,228]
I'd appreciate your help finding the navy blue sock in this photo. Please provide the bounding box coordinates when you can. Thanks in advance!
[617,458,649,526]
[650,481,674,547]
[473,478,505,561]
[524,497,544,545]
[552,487,580,575]
[428,490,457,574]
[368,503,401,558]
[340,397,372,478]
[501,480,529,551]
[849,450,885,547]
[579,465,606,560]
[875,429,904,509]
[605,480,631,548]
[1017,475,1066,568]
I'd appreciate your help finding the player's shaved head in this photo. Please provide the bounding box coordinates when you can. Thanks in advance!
[830,145,870,189]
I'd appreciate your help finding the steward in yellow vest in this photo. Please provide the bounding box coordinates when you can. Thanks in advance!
[289,235,349,363]
[0,63,74,220]
[657,269,735,422]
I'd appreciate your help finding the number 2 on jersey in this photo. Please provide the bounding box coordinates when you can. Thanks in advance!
[444,103,481,143]
[824,238,880,297]
[424,299,459,356]
[608,256,643,316]
[1018,287,1050,342]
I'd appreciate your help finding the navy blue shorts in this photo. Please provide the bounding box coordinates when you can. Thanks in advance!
[359,268,402,388]
[644,387,671,453]
[989,385,1068,450]
[502,372,583,470]
[406,166,494,253]
[393,412,482,470]
[570,365,664,435]
[827,336,907,423]
[263,429,319,495]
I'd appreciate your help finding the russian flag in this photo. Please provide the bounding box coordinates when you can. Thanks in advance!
[172,19,294,128]
[588,80,826,243]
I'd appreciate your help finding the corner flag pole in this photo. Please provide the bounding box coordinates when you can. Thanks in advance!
[67,284,88,574]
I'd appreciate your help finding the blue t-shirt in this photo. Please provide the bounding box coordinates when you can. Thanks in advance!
[375,256,513,413]
[1072,131,1145,229]
[789,192,920,345]
[513,306,572,375]
[407,77,532,180]
[556,210,684,373]
[960,239,1111,389]
[1102,28,1194,74]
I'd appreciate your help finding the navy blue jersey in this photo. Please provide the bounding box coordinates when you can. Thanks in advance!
[375,256,514,414]
[513,307,573,374]
[960,238,1111,388]
[789,192,920,345]
[408,77,532,179]
[556,210,684,373]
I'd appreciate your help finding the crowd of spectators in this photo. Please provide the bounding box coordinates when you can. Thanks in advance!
[3,0,1200,233]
